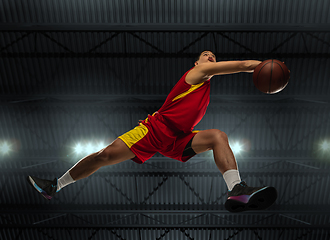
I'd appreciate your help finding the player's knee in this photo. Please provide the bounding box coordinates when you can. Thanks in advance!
[212,129,228,145]
[95,147,115,166]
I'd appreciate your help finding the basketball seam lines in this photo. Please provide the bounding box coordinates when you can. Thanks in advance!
[256,63,270,91]
[274,62,286,90]
[269,60,273,94]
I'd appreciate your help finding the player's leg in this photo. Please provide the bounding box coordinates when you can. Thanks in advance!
[69,138,135,181]
[190,129,238,174]
[27,138,135,200]
[190,129,277,212]
[182,129,240,192]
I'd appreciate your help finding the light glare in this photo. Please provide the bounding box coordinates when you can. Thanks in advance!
[85,143,94,153]
[320,141,330,151]
[73,141,108,155]
[231,142,243,155]
[97,142,106,150]
[0,142,11,154]
[74,143,83,154]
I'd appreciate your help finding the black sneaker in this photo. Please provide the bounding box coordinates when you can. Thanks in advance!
[225,181,277,213]
[27,176,59,200]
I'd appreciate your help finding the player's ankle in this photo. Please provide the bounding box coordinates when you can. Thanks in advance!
[223,169,241,191]
[57,171,76,191]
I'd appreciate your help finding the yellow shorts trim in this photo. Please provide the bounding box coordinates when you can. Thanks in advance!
[118,124,149,148]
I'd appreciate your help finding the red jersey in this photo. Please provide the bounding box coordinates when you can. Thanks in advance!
[157,68,210,133]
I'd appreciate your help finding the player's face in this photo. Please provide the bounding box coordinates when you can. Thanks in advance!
[196,51,216,65]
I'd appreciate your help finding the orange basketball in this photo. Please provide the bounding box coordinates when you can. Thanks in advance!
[253,59,290,94]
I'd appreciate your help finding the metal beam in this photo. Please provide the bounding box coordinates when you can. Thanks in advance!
[1,24,330,32]
[2,204,329,214]
[1,224,328,229]
[1,95,330,106]
[3,155,328,165]
[3,168,329,176]
[1,52,329,59]
[2,205,329,230]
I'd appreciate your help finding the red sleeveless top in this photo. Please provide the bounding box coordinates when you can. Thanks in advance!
[157,68,210,133]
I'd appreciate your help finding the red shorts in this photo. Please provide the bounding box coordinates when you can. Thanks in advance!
[118,112,198,164]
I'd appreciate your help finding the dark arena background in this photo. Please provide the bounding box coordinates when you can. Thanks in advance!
[1,0,330,239]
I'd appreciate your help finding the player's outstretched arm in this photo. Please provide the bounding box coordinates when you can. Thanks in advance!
[201,60,261,75]
[186,60,261,85]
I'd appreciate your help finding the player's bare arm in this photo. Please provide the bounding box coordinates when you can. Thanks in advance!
[186,61,258,85]
[186,57,262,85]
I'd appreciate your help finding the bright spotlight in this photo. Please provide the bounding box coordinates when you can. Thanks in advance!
[0,142,11,155]
[231,142,243,155]
[72,140,108,156]
[74,143,83,154]
[97,142,106,150]
[320,141,330,151]
[85,143,94,154]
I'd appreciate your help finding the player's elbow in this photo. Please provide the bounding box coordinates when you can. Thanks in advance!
[241,60,260,73]
[241,61,254,71]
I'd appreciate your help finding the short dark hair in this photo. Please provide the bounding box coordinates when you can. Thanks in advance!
[196,50,215,62]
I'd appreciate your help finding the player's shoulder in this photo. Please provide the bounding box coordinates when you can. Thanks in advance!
[185,65,212,85]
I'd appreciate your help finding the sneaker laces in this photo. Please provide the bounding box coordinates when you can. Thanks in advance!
[239,181,248,187]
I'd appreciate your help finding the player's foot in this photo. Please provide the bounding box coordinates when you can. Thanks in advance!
[225,181,277,213]
[27,176,59,200]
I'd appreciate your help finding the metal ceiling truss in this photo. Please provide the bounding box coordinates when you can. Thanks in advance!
[2,163,329,175]
[1,101,329,157]
[1,23,330,32]
[1,224,329,240]
[2,96,330,105]
[1,27,330,239]
[3,206,330,216]
[2,223,329,230]
[2,168,330,237]
[2,171,329,209]
[1,30,329,59]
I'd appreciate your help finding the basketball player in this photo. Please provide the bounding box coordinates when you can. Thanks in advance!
[28,51,277,212]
